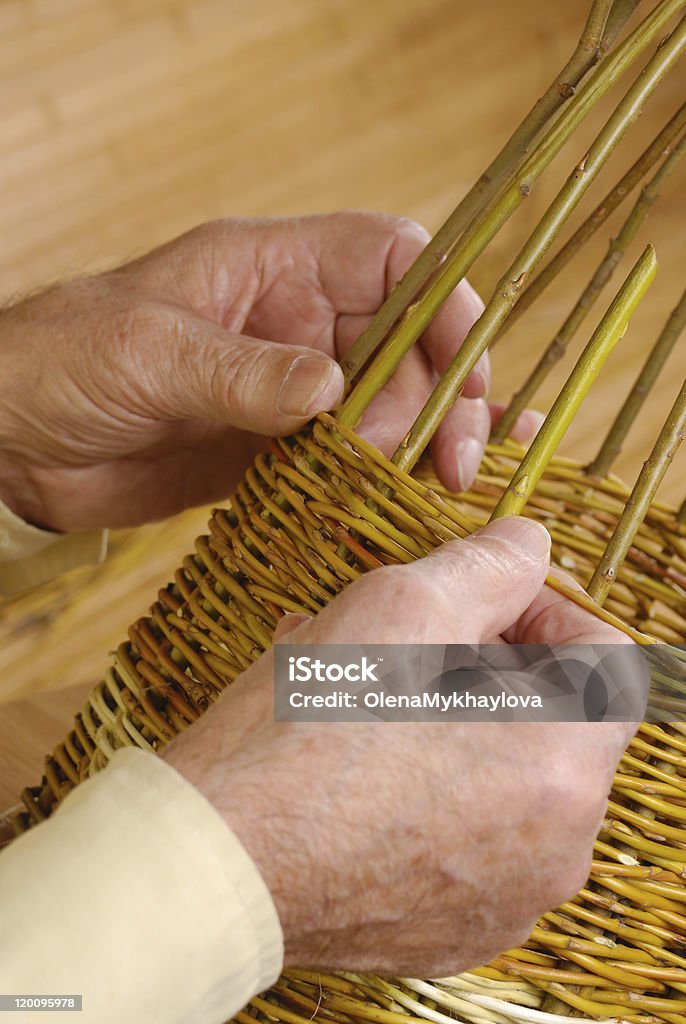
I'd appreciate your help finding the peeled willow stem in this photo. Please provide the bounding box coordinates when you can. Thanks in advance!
[496,99,686,340]
[339,0,618,388]
[589,283,686,478]
[489,245,657,521]
[492,128,686,444]
[386,16,686,475]
[587,377,686,605]
[337,0,685,429]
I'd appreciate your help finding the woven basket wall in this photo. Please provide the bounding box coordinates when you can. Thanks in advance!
[6,412,686,1024]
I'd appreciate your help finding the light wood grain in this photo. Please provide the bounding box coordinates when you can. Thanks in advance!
[1,0,685,809]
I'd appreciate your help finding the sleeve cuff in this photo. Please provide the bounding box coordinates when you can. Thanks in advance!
[0,748,284,1024]
[0,498,107,595]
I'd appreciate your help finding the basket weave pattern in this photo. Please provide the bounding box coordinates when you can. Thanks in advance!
[8,413,686,1024]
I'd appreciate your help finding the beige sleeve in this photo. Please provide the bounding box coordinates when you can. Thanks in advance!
[0,748,284,1024]
[0,499,107,596]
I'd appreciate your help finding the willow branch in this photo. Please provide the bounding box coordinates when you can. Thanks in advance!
[545,574,655,645]
[600,0,644,52]
[339,0,617,389]
[589,282,686,477]
[339,0,686,436]
[387,14,686,474]
[495,99,686,340]
[493,127,686,443]
[587,375,686,605]
[487,246,657,521]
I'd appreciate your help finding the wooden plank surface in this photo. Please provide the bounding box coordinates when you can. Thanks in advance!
[1,0,686,810]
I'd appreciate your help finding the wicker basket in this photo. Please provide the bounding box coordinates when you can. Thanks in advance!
[6,414,686,1024]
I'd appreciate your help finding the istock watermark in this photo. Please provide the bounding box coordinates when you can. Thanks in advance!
[273,643,685,723]
[287,655,381,683]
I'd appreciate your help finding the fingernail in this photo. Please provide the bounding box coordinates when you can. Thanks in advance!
[480,517,551,562]
[473,369,489,398]
[456,438,483,491]
[547,564,585,591]
[277,356,340,417]
[473,353,491,398]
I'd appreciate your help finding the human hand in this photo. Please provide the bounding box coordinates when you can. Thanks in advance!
[164,518,644,977]
[0,214,538,532]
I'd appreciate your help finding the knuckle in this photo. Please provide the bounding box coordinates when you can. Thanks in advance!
[186,217,232,245]
[207,342,266,421]
[533,759,607,850]
[561,856,594,901]
[345,212,431,253]
[394,216,431,245]
[506,915,541,952]
[541,855,592,910]
[442,537,513,593]
[104,300,171,376]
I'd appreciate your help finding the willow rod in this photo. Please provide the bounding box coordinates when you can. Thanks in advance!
[589,283,686,478]
[492,127,686,444]
[390,15,686,475]
[587,377,686,605]
[495,99,686,340]
[489,245,657,521]
[339,0,618,388]
[337,0,686,429]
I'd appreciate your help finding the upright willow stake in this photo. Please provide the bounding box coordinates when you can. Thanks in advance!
[587,377,686,605]
[339,0,618,388]
[489,245,657,521]
[492,129,686,443]
[338,0,685,412]
[588,283,686,477]
[495,99,686,340]
[382,15,686,475]
[602,0,644,47]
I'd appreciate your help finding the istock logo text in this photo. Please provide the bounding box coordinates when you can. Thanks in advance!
[288,656,381,684]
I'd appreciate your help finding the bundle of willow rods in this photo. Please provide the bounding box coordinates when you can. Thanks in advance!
[6,2,686,1023]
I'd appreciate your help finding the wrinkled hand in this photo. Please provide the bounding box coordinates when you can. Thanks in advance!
[0,213,538,532]
[164,518,644,977]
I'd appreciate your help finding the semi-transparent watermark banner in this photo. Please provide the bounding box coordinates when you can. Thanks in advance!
[273,644,686,722]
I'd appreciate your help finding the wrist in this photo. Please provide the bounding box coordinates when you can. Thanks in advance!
[163,730,307,959]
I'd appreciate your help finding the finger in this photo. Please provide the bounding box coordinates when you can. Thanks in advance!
[381,223,488,400]
[339,340,437,457]
[489,403,546,445]
[124,213,424,350]
[330,217,486,395]
[154,317,344,435]
[431,397,491,492]
[419,278,488,399]
[407,517,552,641]
[302,516,551,645]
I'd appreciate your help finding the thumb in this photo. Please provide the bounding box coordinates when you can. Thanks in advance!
[299,516,552,646]
[161,324,344,435]
[407,516,552,641]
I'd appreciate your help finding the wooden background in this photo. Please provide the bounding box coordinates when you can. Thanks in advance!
[1,0,685,809]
